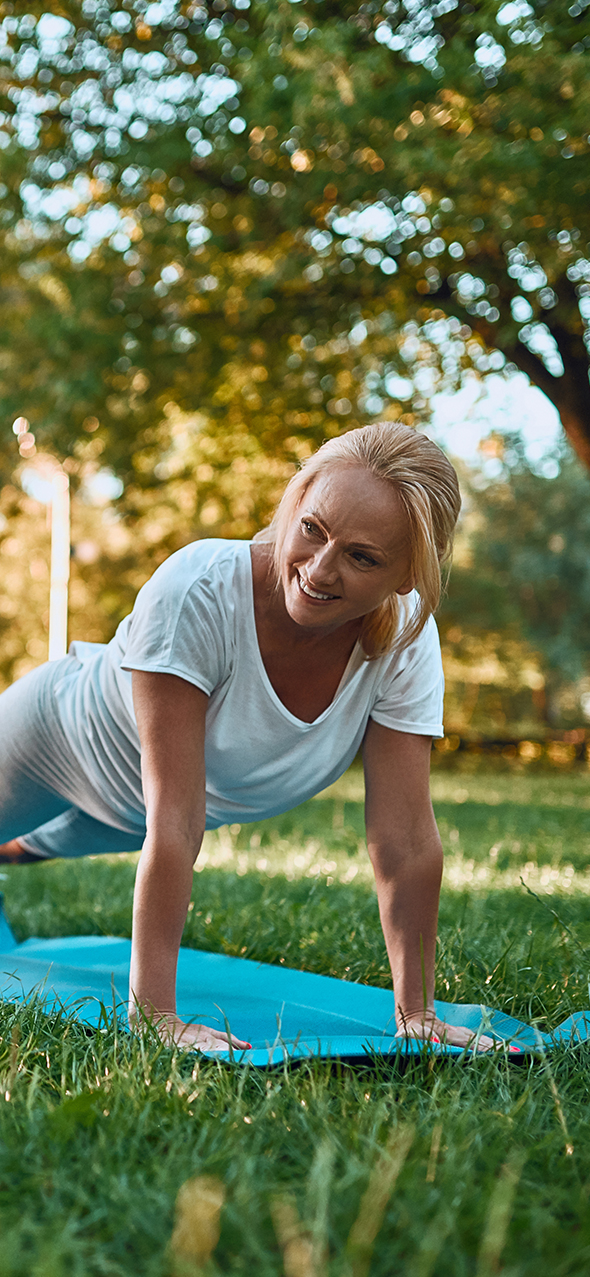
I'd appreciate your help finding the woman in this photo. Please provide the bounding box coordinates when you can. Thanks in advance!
[0,422,493,1052]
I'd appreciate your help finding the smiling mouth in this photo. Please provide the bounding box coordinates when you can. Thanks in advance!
[296,570,339,602]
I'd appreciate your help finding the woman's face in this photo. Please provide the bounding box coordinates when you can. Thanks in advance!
[279,463,414,634]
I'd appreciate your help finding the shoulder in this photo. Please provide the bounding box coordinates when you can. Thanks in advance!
[368,600,443,735]
[381,596,442,676]
[133,539,250,615]
[122,540,250,689]
[407,608,442,661]
[146,538,249,591]
[129,538,251,640]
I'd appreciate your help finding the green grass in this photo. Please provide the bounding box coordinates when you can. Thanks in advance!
[1,763,590,1275]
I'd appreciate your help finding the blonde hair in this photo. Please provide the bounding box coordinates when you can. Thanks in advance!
[253,422,461,658]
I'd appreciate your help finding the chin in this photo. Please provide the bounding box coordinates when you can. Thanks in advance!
[286,595,319,625]
[285,585,323,623]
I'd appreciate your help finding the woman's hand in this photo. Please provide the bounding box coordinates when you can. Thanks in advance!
[395,1012,496,1052]
[151,1013,252,1053]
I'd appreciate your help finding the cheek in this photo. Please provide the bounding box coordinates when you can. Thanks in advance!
[347,568,394,604]
[284,529,309,565]
[280,531,304,579]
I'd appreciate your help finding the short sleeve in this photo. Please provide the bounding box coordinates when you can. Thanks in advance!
[370,614,444,737]
[119,543,232,695]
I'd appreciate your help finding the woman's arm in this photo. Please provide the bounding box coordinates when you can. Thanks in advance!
[130,670,249,1052]
[363,721,493,1050]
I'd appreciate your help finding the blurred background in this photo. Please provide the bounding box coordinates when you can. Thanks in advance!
[0,0,589,761]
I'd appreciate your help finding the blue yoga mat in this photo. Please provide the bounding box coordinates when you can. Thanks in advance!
[0,905,588,1063]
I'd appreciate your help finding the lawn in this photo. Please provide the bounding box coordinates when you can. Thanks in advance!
[1,761,590,1276]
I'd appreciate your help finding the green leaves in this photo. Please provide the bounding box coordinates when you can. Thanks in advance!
[0,0,589,486]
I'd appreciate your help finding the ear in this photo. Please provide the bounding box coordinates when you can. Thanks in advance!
[395,575,416,597]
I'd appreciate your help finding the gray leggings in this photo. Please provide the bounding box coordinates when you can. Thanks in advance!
[0,666,143,859]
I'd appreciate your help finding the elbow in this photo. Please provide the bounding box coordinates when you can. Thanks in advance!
[142,819,205,868]
[368,832,443,884]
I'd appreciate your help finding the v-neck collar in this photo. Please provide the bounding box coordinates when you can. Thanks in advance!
[243,543,363,730]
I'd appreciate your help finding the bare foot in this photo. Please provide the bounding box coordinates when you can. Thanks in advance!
[0,839,49,865]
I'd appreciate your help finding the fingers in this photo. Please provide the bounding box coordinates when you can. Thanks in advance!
[441,1027,495,1051]
[151,1016,252,1052]
[207,1032,252,1052]
[435,1027,496,1052]
[396,1019,505,1053]
[173,1023,252,1052]
[197,1028,252,1051]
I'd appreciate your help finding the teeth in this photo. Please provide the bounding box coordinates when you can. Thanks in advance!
[298,573,336,601]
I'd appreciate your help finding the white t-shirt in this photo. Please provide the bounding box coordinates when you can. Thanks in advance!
[49,538,444,833]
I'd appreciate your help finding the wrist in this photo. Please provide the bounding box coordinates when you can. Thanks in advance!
[395,1006,436,1029]
[128,993,177,1028]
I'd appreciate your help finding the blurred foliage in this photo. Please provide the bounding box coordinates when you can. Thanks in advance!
[0,405,295,686]
[0,480,51,684]
[0,0,588,499]
[4,425,590,739]
[1,0,590,716]
[439,439,590,732]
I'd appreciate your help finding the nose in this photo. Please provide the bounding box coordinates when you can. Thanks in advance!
[306,543,339,586]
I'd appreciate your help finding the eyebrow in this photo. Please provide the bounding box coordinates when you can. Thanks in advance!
[303,508,385,556]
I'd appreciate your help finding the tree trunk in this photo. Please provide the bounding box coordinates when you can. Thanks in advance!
[447,274,590,471]
[503,325,590,472]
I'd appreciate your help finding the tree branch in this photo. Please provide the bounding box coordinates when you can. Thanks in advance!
[431,276,590,470]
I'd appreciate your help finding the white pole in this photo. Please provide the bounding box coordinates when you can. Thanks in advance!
[48,470,70,661]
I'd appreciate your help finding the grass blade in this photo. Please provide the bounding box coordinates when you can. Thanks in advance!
[410,1204,456,1277]
[425,1122,443,1184]
[169,1174,225,1276]
[345,1123,415,1277]
[271,1194,318,1277]
[476,1150,526,1277]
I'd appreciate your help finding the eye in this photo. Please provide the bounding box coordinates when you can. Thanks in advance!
[351,551,377,567]
[301,518,319,536]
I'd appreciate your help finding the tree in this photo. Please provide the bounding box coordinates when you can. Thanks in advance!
[0,403,296,687]
[0,0,588,500]
[440,438,590,728]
